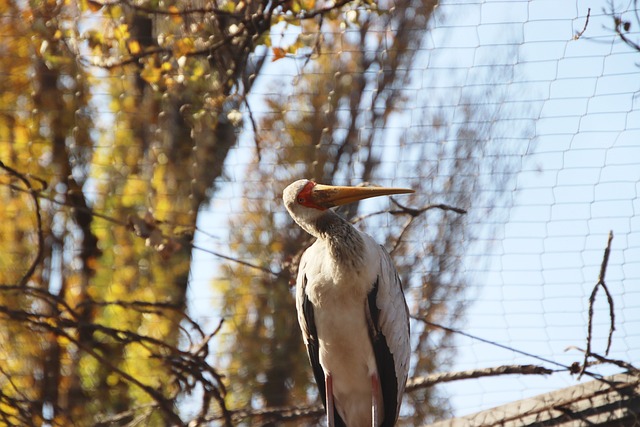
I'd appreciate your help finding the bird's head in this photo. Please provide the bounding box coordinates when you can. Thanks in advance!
[283,179,414,235]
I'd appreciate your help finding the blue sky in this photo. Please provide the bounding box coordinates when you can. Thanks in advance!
[425,0,640,415]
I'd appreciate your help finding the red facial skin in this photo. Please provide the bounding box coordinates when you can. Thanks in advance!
[297,181,327,211]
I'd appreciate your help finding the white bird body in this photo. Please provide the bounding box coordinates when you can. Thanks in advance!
[284,179,412,427]
[298,235,380,426]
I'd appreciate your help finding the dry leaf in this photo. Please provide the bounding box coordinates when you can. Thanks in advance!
[272,47,286,62]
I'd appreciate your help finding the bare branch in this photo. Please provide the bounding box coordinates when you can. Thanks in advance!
[93,405,156,426]
[406,365,554,392]
[205,365,553,424]
[573,7,591,40]
[62,329,185,425]
[0,161,46,287]
[565,346,639,375]
[199,404,327,426]
[244,97,263,162]
[587,351,639,375]
[389,197,468,217]
[608,0,640,52]
[352,200,467,224]
[386,198,467,254]
[90,0,242,18]
[579,231,615,379]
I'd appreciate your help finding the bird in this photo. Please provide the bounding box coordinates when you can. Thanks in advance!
[283,179,413,427]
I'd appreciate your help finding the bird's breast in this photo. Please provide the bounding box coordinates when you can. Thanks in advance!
[303,239,378,307]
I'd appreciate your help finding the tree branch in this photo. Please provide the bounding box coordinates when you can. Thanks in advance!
[406,365,554,392]
[579,230,615,379]
[0,161,46,287]
[206,364,553,424]
[573,7,591,40]
[608,0,640,52]
[389,197,468,217]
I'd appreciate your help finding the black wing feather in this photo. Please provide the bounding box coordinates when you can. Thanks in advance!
[301,275,346,427]
[367,276,399,427]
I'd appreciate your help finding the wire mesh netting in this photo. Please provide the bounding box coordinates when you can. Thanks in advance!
[0,0,639,425]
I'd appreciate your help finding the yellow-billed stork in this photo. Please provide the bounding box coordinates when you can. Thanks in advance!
[283,179,412,427]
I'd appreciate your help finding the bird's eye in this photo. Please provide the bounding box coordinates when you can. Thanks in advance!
[297,197,305,204]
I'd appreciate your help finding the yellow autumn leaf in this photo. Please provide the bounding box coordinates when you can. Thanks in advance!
[114,24,130,40]
[161,61,172,71]
[127,40,141,54]
[140,60,162,84]
[301,0,315,9]
[174,37,194,57]
[190,62,205,80]
[168,5,182,23]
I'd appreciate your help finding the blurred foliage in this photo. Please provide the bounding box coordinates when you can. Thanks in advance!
[0,0,526,425]
[608,0,640,54]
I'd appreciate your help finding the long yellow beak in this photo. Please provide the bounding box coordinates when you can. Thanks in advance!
[312,183,414,208]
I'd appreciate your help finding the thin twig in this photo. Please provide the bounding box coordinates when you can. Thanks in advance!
[0,161,46,287]
[390,216,416,255]
[58,329,185,425]
[566,346,639,374]
[352,200,467,224]
[609,0,640,52]
[205,404,324,424]
[244,97,262,162]
[574,7,591,40]
[579,230,615,379]
[586,351,639,374]
[390,198,468,216]
[386,198,467,254]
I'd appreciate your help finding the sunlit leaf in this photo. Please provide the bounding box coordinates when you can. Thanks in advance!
[127,39,141,54]
[168,5,182,23]
[300,0,315,10]
[140,59,163,84]
[272,47,286,61]
[114,24,130,41]
[174,37,195,56]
